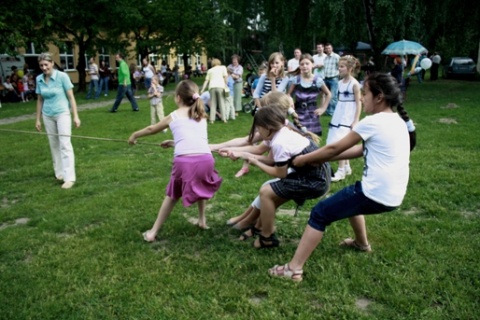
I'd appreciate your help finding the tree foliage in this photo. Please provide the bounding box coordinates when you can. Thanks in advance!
[5,0,480,83]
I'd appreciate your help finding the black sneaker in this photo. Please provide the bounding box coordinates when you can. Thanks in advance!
[133,109,139,112]
[109,109,117,113]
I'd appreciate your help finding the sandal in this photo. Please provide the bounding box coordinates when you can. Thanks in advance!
[252,233,280,249]
[339,238,372,252]
[269,264,303,282]
[239,226,260,241]
[234,167,249,178]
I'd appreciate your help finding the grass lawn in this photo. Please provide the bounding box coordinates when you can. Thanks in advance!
[0,78,479,319]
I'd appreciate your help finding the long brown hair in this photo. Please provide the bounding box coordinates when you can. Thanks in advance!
[175,80,206,121]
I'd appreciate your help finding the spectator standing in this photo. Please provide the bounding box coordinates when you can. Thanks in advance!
[323,43,340,116]
[99,60,111,96]
[312,43,326,79]
[430,52,441,80]
[86,57,100,99]
[287,48,302,73]
[200,58,228,124]
[142,58,155,90]
[109,53,140,112]
[35,52,81,189]
[228,54,244,113]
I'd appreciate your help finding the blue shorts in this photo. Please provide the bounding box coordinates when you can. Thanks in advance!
[308,181,397,232]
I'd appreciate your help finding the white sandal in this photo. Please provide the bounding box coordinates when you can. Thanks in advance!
[269,264,303,282]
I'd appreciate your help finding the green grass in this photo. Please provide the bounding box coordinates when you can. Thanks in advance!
[1,78,479,319]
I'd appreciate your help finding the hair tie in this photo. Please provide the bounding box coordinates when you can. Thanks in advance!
[192,93,199,100]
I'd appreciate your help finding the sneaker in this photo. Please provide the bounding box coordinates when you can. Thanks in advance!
[162,129,168,133]
[345,166,352,176]
[61,181,75,189]
[133,109,139,112]
[109,109,117,113]
[331,171,345,182]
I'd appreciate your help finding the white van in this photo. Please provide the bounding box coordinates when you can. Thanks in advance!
[0,54,26,83]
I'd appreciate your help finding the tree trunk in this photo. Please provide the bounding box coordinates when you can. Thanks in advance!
[362,0,382,70]
[76,43,87,92]
[477,39,480,73]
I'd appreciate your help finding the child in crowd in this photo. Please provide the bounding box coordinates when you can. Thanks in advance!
[327,55,362,182]
[251,65,266,95]
[288,54,332,137]
[128,80,223,241]
[269,73,414,282]
[148,75,165,128]
[225,67,236,120]
[231,52,289,178]
[220,106,330,249]
[133,67,142,98]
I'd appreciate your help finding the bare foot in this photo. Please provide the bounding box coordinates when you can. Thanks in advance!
[142,230,156,242]
[197,223,210,230]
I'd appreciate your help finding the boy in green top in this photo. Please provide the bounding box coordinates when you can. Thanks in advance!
[110,52,139,112]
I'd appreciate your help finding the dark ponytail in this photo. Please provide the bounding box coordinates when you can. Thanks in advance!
[397,104,416,151]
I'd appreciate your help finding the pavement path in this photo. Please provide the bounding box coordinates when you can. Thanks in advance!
[0,93,172,126]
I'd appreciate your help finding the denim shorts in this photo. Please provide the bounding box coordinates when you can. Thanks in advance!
[308,181,397,232]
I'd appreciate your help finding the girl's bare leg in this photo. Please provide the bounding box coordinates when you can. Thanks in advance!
[227,206,254,226]
[257,184,288,237]
[347,215,369,246]
[143,196,178,241]
[197,199,208,229]
[287,225,325,271]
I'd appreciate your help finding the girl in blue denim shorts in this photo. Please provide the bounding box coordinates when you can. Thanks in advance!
[269,72,416,282]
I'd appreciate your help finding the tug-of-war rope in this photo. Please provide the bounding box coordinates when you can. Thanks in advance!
[0,128,161,146]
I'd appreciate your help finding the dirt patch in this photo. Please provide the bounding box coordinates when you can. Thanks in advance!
[356,297,373,311]
[402,207,421,215]
[440,103,459,109]
[1,197,19,208]
[0,217,30,230]
[250,293,267,304]
[438,118,457,124]
[460,209,480,218]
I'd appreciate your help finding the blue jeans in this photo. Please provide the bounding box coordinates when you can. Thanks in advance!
[144,77,152,91]
[100,77,109,95]
[308,181,397,232]
[111,85,139,111]
[86,79,100,99]
[324,77,338,116]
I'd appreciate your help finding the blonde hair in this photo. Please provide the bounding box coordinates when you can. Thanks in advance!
[211,58,222,67]
[339,55,361,76]
[175,80,206,121]
[38,52,54,63]
[267,52,285,78]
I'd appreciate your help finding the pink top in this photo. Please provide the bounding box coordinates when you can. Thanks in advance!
[169,111,211,157]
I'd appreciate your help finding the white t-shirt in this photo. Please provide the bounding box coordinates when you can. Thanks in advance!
[313,53,326,79]
[263,127,309,165]
[143,65,154,79]
[353,112,410,206]
[287,58,299,72]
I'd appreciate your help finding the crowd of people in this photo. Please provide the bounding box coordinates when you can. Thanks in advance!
[29,43,417,281]
[1,65,36,103]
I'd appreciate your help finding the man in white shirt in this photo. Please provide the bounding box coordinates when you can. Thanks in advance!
[313,43,326,79]
[287,48,302,73]
[86,57,100,99]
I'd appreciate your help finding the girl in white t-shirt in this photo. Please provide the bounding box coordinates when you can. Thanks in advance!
[222,106,330,249]
[269,73,415,282]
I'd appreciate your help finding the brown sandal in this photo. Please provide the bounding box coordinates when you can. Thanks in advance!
[339,238,372,252]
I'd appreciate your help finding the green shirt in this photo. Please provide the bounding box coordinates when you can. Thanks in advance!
[118,60,131,86]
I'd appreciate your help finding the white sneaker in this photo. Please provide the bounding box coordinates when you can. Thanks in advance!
[61,181,75,189]
[331,171,345,182]
[345,166,352,176]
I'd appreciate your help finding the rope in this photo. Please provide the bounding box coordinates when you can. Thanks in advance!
[0,128,161,146]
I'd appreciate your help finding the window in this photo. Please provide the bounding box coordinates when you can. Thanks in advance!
[99,48,110,68]
[59,42,74,71]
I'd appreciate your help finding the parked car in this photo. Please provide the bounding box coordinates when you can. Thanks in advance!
[443,57,477,80]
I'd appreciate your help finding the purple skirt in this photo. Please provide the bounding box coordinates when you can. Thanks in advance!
[166,154,222,207]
